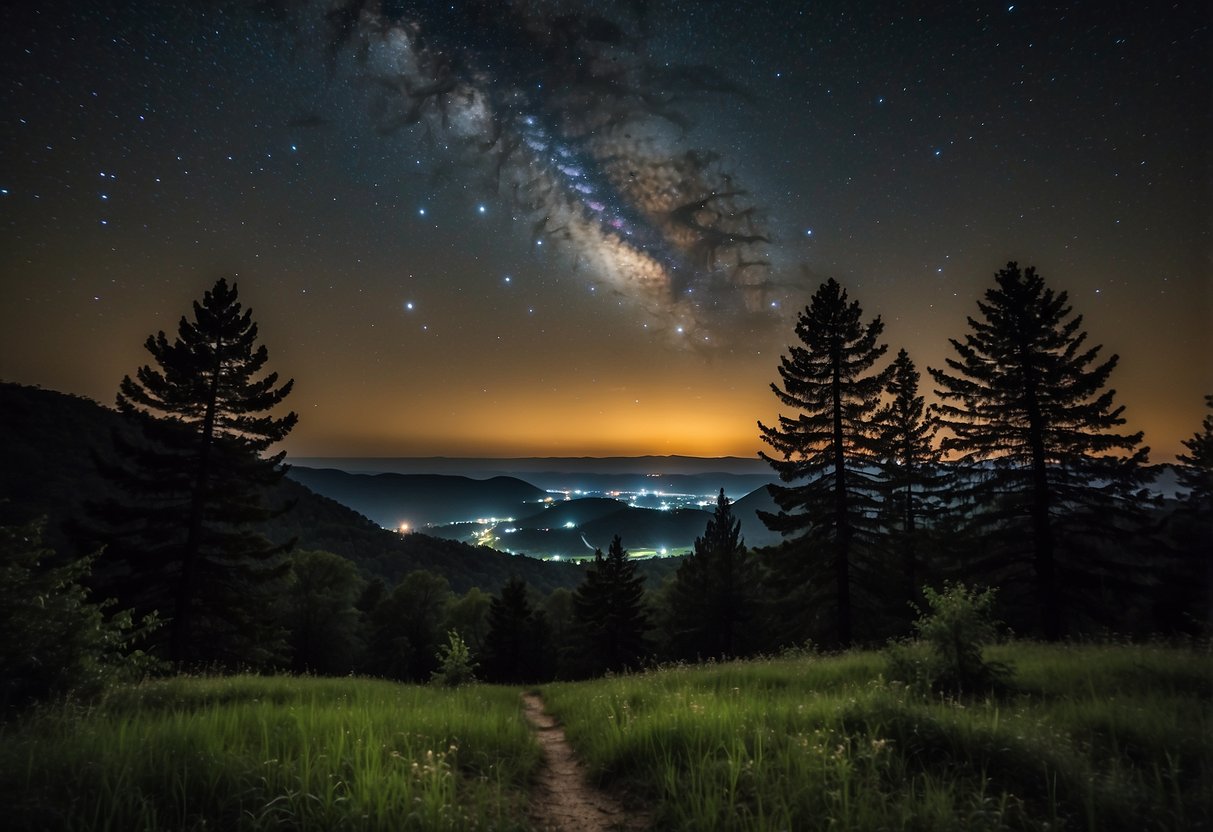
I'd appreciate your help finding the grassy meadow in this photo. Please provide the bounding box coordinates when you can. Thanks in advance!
[1,643,1208,831]
[542,643,1212,831]
[0,676,540,831]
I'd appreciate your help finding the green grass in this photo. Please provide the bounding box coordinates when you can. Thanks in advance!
[3,644,1208,831]
[0,675,540,831]
[541,643,1212,831]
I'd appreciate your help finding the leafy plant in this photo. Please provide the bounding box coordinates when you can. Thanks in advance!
[887,582,1012,696]
[431,629,477,687]
[1,522,160,712]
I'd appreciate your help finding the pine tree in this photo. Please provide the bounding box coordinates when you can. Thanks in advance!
[570,535,648,676]
[481,577,549,683]
[95,278,298,664]
[1161,393,1213,633]
[1177,394,1213,514]
[874,349,947,620]
[929,262,1152,640]
[757,278,891,648]
[667,489,757,660]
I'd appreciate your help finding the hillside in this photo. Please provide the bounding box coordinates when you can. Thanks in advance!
[0,381,685,593]
[286,466,548,529]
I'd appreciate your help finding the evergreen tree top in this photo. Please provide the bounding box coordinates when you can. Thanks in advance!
[759,277,891,479]
[929,262,1145,464]
[117,278,297,453]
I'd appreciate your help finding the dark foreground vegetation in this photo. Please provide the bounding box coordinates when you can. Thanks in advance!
[0,643,1208,831]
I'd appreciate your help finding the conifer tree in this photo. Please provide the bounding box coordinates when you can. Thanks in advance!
[1162,393,1213,632]
[667,489,757,660]
[481,577,549,683]
[96,278,297,664]
[758,278,891,648]
[929,262,1152,640]
[570,535,648,676]
[874,349,947,619]
[1177,394,1213,515]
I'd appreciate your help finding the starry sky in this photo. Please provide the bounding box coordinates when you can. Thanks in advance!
[1,1,1208,459]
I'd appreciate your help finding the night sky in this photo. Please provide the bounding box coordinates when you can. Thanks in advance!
[1,1,1208,459]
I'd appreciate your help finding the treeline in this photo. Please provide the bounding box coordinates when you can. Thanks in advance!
[1,265,1210,704]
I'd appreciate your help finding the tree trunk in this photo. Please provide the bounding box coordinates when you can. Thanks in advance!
[832,345,852,648]
[172,345,222,663]
[1023,366,1060,640]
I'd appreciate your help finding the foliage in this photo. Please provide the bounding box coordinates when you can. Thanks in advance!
[365,569,453,682]
[481,577,549,683]
[1156,394,1213,636]
[1177,393,1213,512]
[444,587,492,655]
[758,277,892,647]
[283,549,365,674]
[886,582,1013,696]
[91,278,298,664]
[930,262,1154,640]
[0,675,538,831]
[570,535,649,676]
[666,489,760,660]
[0,522,160,713]
[873,349,949,625]
[543,643,1211,832]
[431,629,478,687]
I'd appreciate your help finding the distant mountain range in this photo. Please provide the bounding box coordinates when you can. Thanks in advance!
[286,467,549,529]
[286,464,786,558]
[289,456,780,501]
[0,382,681,593]
[288,456,773,476]
[3,380,1185,583]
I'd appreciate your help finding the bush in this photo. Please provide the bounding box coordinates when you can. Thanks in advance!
[886,582,1012,696]
[0,522,160,713]
[431,629,478,687]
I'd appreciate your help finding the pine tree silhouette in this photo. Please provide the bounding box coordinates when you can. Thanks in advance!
[873,348,948,622]
[570,535,648,676]
[930,262,1152,640]
[667,489,758,660]
[482,576,549,683]
[758,278,891,648]
[95,278,297,664]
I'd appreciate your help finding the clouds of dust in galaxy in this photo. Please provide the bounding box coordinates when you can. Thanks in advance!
[277,0,792,346]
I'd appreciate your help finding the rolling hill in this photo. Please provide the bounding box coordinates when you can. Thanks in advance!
[0,382,686,593]
[286,467,548,529]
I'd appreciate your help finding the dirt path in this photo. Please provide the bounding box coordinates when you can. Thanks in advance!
[521,692,649,832]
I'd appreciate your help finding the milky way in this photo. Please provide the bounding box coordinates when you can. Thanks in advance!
[282,0,782,343]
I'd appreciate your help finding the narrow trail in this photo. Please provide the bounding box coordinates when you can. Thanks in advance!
[521,692,649,832]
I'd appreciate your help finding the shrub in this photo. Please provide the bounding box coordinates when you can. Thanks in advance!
[431,629,478,687]
[886,582,1012,696]
[0,522,160,713]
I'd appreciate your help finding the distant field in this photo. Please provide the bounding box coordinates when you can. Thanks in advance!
[2,644,1208,831]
